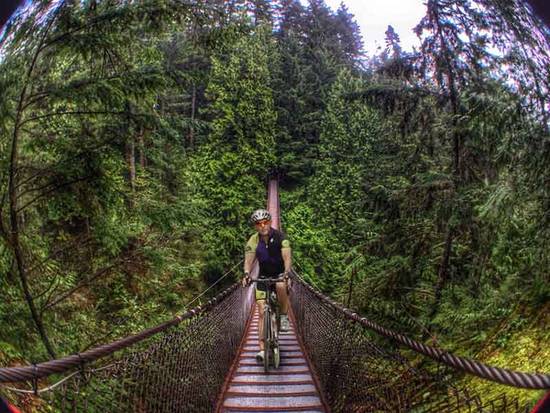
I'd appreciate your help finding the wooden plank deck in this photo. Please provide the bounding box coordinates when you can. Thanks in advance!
[220,306,326,413]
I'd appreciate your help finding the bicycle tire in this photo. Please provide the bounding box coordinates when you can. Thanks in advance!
[272,310,280,368]
[263,306,271,372]
[273,346,280,369]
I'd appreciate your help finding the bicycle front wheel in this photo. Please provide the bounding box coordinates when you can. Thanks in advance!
[263,307,271,372]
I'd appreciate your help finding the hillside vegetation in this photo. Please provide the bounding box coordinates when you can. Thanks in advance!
[0,0,548,407]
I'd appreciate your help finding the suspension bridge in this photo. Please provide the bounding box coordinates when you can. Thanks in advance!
[0,179,548,412]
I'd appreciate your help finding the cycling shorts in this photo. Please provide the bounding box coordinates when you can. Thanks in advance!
[255,288,267,301]
[255,280,287,301]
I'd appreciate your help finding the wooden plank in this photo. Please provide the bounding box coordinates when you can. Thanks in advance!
[238,360,307,367]
[231,374,313,383]
[223,395,323,409]
[224,408,323,413]
[219,194,327,413]
[224,405,324,412]
[236,365,311,374]
[227,384,317,394]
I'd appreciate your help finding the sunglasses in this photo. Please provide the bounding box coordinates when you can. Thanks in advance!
[254,219,271,227]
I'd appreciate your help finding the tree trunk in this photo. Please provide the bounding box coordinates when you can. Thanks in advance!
[430,226,453,319]
[126,138,136,192]
[9,110,57,359]
[428,4,461,321]
[188,83,196,148]
[138,129,146,169]
[433,2,463,180]
[4,1,63,359]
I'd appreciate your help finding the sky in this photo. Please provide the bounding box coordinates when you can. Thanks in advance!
[1,1,428,56]
[320,0,427,55]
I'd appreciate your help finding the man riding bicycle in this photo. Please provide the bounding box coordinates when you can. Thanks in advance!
[242,209,291,363]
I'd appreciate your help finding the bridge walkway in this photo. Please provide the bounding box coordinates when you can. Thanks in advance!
[220,305,325,412]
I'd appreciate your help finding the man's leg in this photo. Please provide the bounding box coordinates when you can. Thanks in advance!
[255,287,267,362]
[257,299,265,351]
[276,281,290,331]
[276,281,289,314]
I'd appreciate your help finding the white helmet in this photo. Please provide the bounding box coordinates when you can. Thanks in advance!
[250,209,271,224]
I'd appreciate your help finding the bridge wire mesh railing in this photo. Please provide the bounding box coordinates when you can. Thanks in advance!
[0,278,254,412]
[2,265,546,412]
[289,269,547,413]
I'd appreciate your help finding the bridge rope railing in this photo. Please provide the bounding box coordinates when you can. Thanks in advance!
[0,264,254,412]
[0,284,237,384]
[292,270,549,390]
[1,257,547,413]
[289,269,548,412]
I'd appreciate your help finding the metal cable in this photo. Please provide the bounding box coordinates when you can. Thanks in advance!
[291,270,550,390]
[184,259,243,309]
[0,283,239,383]
[289,270,529,412]
[1,282,254,412]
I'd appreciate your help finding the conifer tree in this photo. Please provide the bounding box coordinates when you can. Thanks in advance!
[384,25,402,59]
[188,24,277,278]
[335,3,363,63]
[307,69,384,290]
[251,0,274,26]
[412,0,550,320]
[273,0,364,184]
[0,0,205,359]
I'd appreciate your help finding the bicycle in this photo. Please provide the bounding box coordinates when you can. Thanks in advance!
[252,275,286,372]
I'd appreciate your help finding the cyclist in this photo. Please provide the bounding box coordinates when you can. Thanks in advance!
[0,397,21,413]
[242,209,291,363]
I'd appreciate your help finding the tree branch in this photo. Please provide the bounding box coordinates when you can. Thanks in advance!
[39,10,125,53]
[42,260,126,312]
[21,110,133,125]
[33,274,61,301]
[7,0,63,360]
[15,139,115,192]
[21,91,50,112]
[27,234,92,274]
[16,174,96,214]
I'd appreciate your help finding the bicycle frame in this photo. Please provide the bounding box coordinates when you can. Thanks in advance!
[254,276,285,372]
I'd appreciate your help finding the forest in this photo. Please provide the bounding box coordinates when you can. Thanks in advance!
[0,0,548,408]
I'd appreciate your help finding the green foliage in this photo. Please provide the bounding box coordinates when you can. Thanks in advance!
[186,23,277,278]
[0,0,220,360]
[0,1,548,408]
[309,69,383,242]
[282,193,343,291]
[283,4,549,405]
[273,0,364,184]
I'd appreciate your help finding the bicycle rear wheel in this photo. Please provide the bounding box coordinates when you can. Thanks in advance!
[263,307,271,372]
[271,311,280,368]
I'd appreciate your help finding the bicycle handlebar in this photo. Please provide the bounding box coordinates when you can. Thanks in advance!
[251,276,286,284]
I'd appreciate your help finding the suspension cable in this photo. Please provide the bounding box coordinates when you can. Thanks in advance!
[184,259,243,309]
[0,262,243,384]
[1,363,118,395]
[291,270,550,390]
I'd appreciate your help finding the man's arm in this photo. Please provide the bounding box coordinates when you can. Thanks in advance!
[282,240,292,274]
[244,252,256,275]
[243,234,257,285]
[242,253,256,287]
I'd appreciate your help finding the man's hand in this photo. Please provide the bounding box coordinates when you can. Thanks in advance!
[283,271,291,289]
[241,272,251,287]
